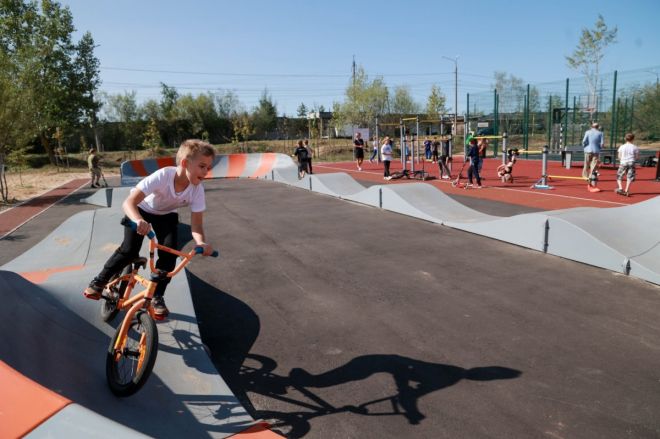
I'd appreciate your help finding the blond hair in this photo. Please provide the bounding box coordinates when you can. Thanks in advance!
[176,139,216,165]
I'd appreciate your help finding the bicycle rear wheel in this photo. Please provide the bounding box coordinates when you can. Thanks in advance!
[106,311,158,397]
[101,264,132,323]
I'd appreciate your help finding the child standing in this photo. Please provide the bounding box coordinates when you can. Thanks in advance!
[616,132,639,196]
[466,138,482,188]
[83,139,216,318]
[294,140,309,179]
[369,136,379,163]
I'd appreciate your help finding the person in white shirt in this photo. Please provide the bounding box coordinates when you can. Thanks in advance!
[84,139,217,318]
[616,132,640,196]
[381,136,393,180]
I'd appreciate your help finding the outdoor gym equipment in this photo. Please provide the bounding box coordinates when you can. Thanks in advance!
[532,145,554,190]
[96,220,218,396]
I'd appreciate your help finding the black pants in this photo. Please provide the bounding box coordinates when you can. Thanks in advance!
[383,160,391,177]
[96,208,179,297]
[468,163,481,185]
[306,158,313,174]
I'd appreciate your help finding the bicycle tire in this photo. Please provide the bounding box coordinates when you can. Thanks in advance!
[106,311,158,397]
[100,264,131,323]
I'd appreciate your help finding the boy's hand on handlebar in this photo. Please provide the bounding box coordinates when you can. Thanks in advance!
[197,242,215,257]
[135,219,151,236]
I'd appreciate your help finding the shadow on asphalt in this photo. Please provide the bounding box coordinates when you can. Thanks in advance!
[187,271,522,438]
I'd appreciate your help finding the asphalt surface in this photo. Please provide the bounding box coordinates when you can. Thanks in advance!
[186,179,660,439]
[3,178,660,438]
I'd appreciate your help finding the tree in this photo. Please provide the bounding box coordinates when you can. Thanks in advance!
[214,89,243,118]
[74,31,102,149]
[231,112,254,151]
[390,86,419,115]
[633,84,660,140]
[252,89,277,138]
[142,118,162,156]
[297,102,308,118]
[160,83,179,119]
[0,0,101,165]
[104,91,141,149]
[425,85,446,119]
[566,14,618,115]
[333,66,389,129]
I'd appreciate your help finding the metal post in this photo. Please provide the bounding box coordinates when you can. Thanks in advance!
[523,85,529,151]
[411,121,416,173]
[563,78,569,151]
[399,119,405,170]
[493,90,499,157]
[533,145,553,190]
[630,96,635,135]
[502,132,508,165]
[415,116,420,169]
[375,116,380,163]
[546,97,552,146]
[610,70,618,149]
[572,95,577,146]
[466,93,470,137]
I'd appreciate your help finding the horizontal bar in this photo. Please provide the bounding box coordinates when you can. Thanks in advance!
[548,175,587,180]
[401,117,418,121]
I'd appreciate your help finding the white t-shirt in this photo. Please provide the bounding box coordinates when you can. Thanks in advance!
[135,167,206,214]
[617,142,639,164]
[381,143,393,161]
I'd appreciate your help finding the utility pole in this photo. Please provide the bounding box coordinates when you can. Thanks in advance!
[352,55,356,87]
[442,56,459,146]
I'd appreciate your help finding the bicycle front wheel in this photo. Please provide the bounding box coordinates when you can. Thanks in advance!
[106,311,158,397]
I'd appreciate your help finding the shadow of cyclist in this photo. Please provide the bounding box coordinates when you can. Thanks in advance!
[289,354,521,425]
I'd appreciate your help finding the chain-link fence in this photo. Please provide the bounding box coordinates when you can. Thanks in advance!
[466,65,660,159]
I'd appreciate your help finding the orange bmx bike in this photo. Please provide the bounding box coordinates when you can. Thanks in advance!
[98,220,217,397]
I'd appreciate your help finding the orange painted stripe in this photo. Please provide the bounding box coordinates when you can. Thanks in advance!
[0,361,71,438]
[131,160,149,177]
[225,154,248,178]
[19,264,85,284]
[250,153,277,179]
[229,422,285,438]
[156,157,176,169]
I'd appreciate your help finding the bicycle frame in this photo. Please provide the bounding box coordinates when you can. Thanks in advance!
[107,229,213,358]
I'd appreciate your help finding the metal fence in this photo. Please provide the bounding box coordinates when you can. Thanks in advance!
[465,65,660,157]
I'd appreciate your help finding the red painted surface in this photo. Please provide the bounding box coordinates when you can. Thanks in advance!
[229,422,285,438]
[20,264,86,284]
[0,178,89,238]
[130,160,148,177]
[0,360,71,438]
[226,154,249,178]
[156,157,176,169]
[313,158,660,211]
[251,153,278,178]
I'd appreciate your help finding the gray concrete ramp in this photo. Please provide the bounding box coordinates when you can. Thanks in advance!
[545,197,660,280]
[309,173,366,197]
[118,152,660,285]
[1,205,254,437]
[81,187,132,208]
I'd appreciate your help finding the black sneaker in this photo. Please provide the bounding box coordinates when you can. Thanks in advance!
[152,295,169,318]
[83,281,105,300]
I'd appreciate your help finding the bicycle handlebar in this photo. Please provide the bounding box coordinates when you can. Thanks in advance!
[126,219,219,258]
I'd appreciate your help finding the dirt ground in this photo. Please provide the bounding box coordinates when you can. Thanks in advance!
[0,168,119,211]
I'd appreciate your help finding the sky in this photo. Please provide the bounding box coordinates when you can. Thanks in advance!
[60,0,660,116]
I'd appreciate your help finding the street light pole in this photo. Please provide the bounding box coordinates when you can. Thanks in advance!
[442,55,459,154]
